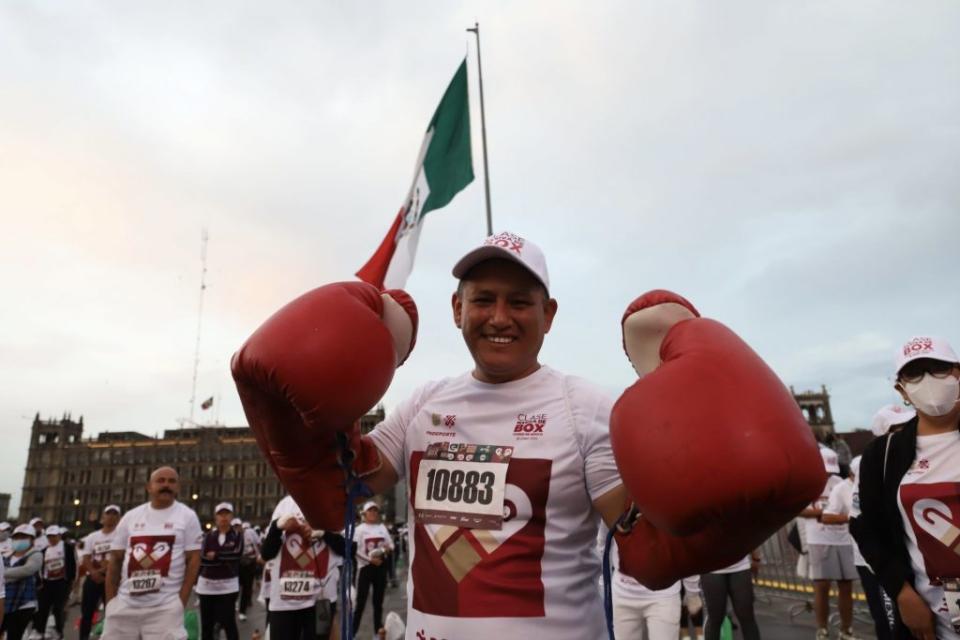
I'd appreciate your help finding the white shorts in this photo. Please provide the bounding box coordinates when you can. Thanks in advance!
[101,596,187,640]
[613,594,682,640]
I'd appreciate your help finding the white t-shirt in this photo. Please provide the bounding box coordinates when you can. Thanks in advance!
[267,528,342,612]
[369,366,622,640]
[354,523,393,570]
[110,501,204,607]
[0,539,12,558]
[242,528,260,559]
[824,479,866,566]
[897,430,960,639]
[32,535,49,552]
[81,528,119,574]
[266,496,342,611]
[805,475,852,546]
[42,541,67,581]
[598,524,695,600]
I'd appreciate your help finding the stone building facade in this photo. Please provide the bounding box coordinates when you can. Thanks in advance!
[18,408,386,532]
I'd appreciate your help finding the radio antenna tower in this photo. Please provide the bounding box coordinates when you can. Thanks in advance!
[188,228,209,424]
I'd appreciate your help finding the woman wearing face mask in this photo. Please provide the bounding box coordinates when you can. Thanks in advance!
[852,336,960,640]
[2,525,43,640]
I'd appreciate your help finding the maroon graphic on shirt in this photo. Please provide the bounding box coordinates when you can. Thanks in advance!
[410,453,552,618]
[901,482,960,582]
[127,535,175,578]
[278,530,329,600]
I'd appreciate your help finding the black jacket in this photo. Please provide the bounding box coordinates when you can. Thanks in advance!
[850,417,919,639]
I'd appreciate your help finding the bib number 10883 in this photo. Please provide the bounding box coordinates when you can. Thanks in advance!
[414,443,513,530]
[424,468,495,505]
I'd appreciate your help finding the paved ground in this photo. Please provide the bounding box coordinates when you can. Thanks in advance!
[49,573,877,639]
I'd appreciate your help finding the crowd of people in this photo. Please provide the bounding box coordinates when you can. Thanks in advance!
[0,472,403,640]
[3,231,959,640]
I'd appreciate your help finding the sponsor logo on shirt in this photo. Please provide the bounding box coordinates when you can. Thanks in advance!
[513,413,547,439]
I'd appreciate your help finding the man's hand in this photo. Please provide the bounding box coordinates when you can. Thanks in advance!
[181,550,201,607]
[898,583,936,640]
[204,551,216,560]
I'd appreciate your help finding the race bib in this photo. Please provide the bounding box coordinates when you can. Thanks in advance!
[128,569,162,594]
[279,571,317,600]
[414,443,513,529]
[46,558,65,573]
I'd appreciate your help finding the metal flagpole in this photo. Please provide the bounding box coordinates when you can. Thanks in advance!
[189,228,209,425]
[467,22,493,236]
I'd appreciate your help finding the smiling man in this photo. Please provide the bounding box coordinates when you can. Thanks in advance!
[363,231,627,639]
[102,466,203,640]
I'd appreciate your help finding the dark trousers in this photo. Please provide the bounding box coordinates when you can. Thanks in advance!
[80,577,106,640]
[858,565,895,640]
[2,607,37,640]
[353,563,387,634]
[268,605,315,640]
[238,560,257,614]
[35,579,69,636]
[702,570,761,640]
[199,592,240,640]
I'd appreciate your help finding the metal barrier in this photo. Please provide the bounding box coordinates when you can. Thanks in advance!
[753,521,875,631]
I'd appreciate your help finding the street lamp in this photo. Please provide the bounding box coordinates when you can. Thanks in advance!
[73,498,80,506]
[75,520,81,527]
[192,493,199,500]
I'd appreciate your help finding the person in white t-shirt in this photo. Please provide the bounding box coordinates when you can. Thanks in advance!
[103,467,204,640]
[852,336,960,640]
[362,233,626,640]
[599,522,700,639]
[260,495,345,640]
[28,520,48,554]
[34,525,76,639]
[352,501,394,637]
[800,444,857,640]
[78,505,121,640]
[823,456,894,640]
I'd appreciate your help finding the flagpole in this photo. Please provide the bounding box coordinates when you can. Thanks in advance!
[467,22,493,236]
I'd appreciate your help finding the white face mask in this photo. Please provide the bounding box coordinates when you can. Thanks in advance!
[903,375,960,417]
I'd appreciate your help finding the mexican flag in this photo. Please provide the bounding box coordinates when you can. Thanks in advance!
[356,59,475,289]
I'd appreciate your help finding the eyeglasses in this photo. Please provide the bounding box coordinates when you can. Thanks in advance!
[898,359,960,384]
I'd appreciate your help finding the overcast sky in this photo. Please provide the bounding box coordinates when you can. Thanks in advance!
[2,2,958,514]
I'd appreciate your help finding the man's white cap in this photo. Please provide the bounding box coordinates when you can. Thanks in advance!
[215,502,234,514]
[45,524,62,536]
[13,524,36,537]
[242,521,251,529]
[850,455,862,478]
[29,517,43,526]
[362,501,380,512]
[819,444,840,474]
[452,231,550,293]
[894,336,959,375]
[0,522,11,532]
[870,404,917,437]
[230,517,242,526]
[103,504,121,514]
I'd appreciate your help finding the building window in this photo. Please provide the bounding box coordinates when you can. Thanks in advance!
[34,492,44,504]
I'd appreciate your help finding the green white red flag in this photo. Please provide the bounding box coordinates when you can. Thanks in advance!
[356,59,474,289]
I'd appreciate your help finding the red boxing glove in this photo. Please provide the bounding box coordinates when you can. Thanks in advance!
[612,290,824,589]
[231,281,418,531]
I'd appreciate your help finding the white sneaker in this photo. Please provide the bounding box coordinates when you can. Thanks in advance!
[238,613,247,622]
[815,629,829,640]
[27,631,42,640]
[839,630,860,640]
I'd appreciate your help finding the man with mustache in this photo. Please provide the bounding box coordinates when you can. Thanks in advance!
[102,467,204,640]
